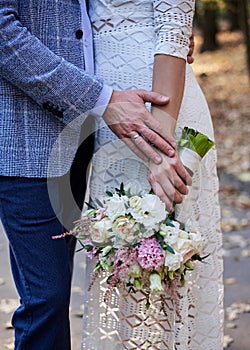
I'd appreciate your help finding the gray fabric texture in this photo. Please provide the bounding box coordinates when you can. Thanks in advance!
[0,0,104,177]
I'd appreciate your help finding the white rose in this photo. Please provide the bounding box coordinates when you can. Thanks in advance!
[175,236,193,256]
[180,232,202,263]
[112,216,140,244]
[90,218,113,244]
[105,195,126,221]
[128,196,144,222]
[129,196,142,210]
[165,251,183,271]
[175,230,198,252]
[177,229,190,241]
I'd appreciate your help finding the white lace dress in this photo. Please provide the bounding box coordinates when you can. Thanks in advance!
[81,1,224,349]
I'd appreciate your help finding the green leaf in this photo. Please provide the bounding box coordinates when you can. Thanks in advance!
[94,248,102,256]
[164,218,175,227]
[120,182,124,193]
[168,270,174,280]
[84,245,94,252]
[93,263,102,273]
[84,202,96,209]
[184,260,195,270]
[188,134,215,158]
[180,273,186,286]
[166,245,175,254]
[192,253,210,262]
[95,197,104,208]
[177,127,215,158]
[128,285,136,293]
[75,247,84,253]
[106,274,114,285]
[115,182,126,196]
[106,191,113,197]
[146,299,150,310]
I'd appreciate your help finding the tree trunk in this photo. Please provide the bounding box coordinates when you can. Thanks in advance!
[239,0,250,80]
[226,0,241,31]
[200,3,219,52]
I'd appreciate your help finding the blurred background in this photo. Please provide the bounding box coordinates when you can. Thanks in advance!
[0,1,250,349]
[191,1,250,349]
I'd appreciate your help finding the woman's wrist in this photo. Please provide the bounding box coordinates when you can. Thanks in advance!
[151,105,177,137]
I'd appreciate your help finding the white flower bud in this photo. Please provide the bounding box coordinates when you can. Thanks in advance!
[149,273,164,293]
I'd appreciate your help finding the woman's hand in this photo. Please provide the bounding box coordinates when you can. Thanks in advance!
[187,33,195,64]
[148,150,192,211]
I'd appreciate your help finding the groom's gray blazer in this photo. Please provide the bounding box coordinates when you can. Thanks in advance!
[0,0,108,178]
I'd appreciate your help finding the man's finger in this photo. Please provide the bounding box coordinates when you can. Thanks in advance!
[130,135,163,164]
[138,90,170,105]
[122,138,149,163]
[138,124,177,157]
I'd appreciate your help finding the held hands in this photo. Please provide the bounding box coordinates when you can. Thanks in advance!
[103,89,177,164]
[103,89,192,209]
[148,150,192,212]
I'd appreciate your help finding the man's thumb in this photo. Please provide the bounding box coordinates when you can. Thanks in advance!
[140,90,169,105]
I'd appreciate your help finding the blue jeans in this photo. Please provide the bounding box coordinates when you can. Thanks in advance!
[0,135,93,349]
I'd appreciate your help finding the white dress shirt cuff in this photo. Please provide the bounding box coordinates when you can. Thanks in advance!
[92,84,113,118]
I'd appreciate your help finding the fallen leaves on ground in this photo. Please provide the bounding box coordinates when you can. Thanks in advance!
[193,30,250,221]
[225,300,250,322]
[0,299,19,314]
[223,334,234,348]
[223,300,250,348]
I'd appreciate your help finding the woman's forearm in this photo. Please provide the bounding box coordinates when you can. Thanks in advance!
[151,54,186,136]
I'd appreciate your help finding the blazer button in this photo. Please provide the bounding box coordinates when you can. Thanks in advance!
[75,29,83,40]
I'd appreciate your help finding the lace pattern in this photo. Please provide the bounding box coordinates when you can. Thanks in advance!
[81,0,224,348]
[154,0,195,58]
[90,0,195,60]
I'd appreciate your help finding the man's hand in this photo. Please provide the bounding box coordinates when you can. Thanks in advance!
[103,89,177,164]
[187,33,195,64]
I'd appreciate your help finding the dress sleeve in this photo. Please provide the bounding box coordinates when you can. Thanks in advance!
[153,0,195,60]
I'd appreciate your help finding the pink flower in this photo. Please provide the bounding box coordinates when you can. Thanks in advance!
[95,205,107,220]
[136,237,164,271]
[113,248,137,283]
[82,239,99,259]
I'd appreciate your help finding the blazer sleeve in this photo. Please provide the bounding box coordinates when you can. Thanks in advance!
[0,2,110,128]
[153,0,195,60]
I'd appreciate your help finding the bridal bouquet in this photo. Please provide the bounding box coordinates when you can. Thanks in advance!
[68,183,205,298]
[53,127,214,304]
